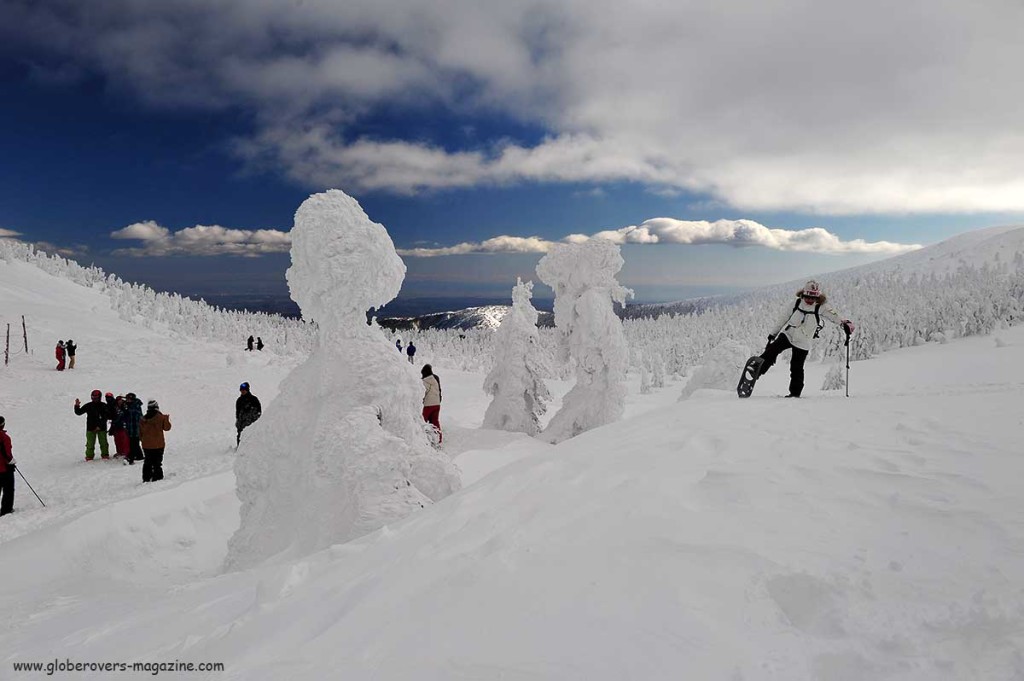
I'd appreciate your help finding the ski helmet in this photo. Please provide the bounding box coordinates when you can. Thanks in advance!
[147,400,159,410]
[801,280,822,298]
[91,389,102,399]
[240,382,250,391]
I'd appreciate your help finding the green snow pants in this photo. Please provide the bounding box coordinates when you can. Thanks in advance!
[85,430,110,460]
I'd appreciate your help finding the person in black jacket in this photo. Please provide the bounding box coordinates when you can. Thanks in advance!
[246,335,255,351]
[74,389,110,460]
[236,382,262,447]
[123,392,144,465]
[66,339,77,369]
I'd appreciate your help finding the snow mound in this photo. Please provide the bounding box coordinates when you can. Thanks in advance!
[679,338,751,399]
[227,190,460,570]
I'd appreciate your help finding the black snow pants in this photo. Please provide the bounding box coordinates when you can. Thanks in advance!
[0,470,13,515]
[142,448,164,482]
[758,333,809,397]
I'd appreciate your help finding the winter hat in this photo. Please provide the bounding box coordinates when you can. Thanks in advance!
[800,280,822,298]
[91,389,102,399]
[0,415,5,428]
[105,392,114,399]
[147,400,159,411]
[239,382,250,391]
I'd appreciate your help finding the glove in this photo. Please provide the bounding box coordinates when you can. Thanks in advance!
[8,457,15,467]
[841,320,855,335]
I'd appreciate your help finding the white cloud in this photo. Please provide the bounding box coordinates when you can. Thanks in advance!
[111,221,170,241]
[110,222,291,257]
[398,219,922,257]
[7,0,1024,214]
[0,228,23,239]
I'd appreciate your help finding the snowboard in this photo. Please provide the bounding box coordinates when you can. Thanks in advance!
[736,355,765,398]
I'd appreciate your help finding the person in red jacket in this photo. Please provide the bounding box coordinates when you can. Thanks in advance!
[0,415,15,516]
[55,340,66,371]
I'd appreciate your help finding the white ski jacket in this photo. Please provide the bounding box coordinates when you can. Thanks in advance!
[772,298,845,351]
[422,375,441,407]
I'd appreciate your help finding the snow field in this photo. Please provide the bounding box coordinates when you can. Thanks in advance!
[3,225,1024,679]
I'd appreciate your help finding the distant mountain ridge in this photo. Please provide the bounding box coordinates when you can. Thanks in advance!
[376,224,1024,331]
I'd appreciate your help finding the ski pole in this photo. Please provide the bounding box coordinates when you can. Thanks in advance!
[844,329,851,398]
[15,467,46,507]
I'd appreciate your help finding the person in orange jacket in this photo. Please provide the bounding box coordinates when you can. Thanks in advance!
[140,400,171,482]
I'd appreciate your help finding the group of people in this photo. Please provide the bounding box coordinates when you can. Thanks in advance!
[73,390,171,482]
[246,336,265,352]
[396,339,417,364]
[55,339,77,371]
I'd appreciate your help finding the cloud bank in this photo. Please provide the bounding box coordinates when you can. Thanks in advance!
[396,219,922,257]
[110,221,291,257]
[6,0,1024,214]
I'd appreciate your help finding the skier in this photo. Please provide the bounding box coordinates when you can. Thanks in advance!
[66,339,77,369]
[247,335,255,351]
[55,340,66,371]
[421,364,443,443]
[406,341,417,364]
[0,416,14,516]
[256,337,264,351]
[140,400,171,482]
[758,280,854,398]
[396,339,403,352]
[123,392,144,464]
[235,382,262,447]
[74,389,110,460]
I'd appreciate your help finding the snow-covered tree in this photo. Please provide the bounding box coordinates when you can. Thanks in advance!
[821,362,846,391]
[482,278,552,436]
[227,190,460,570]
[536,240,632,443]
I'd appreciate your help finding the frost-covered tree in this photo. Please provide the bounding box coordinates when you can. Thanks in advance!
[536,240,632,443]
[482,278,552,436]
[227,190,460,570]
[821,362,846,391]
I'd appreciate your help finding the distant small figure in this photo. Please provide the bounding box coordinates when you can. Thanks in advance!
[65,339,77,369]
[0,415,15,516]
[235,382,262,447]
[246,335,255,352]
[406,341,416,364]
[396,339,403,352]
[256,337,264,351]
[55,340,66,371]
[74,389,110,460]
[140,400,171,482]
[123,392,144,465]
[421,364,442,444]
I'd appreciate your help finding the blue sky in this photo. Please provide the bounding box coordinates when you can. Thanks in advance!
[2,0,1023,306]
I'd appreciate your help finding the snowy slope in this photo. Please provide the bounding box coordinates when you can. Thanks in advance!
[0,258,301,543]
[2,246,1023,679]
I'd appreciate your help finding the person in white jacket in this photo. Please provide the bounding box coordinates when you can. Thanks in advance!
[421,364,443,443]
[758,280,855,397]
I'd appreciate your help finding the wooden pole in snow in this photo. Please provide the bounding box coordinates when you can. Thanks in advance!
[22,315,28,353]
